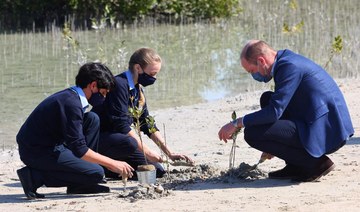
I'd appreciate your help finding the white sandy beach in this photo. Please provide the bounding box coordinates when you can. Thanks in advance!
[0,78,359,212]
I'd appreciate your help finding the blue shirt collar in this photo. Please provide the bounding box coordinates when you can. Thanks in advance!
[70,86,89,109]
[125,69,136,91]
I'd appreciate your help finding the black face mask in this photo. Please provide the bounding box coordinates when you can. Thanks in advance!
[138,72,156,87]
[88,92,106,107]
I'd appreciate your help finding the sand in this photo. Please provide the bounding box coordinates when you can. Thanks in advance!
[1,78,359,211]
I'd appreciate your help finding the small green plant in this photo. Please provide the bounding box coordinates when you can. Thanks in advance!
[129,97,169,167]
[229,111,241,169]
[128,96,149,165]
[62,22,84,86]
[62,22,87,66]
[161,124,171,180]
[282,20,304,34]
[289,0,298,10]
[145,115,170,176]
[62,23,79,50]
[282,0,304,36]
[145,115,168,159]
[324,35,343,69]
[145,115,157,134]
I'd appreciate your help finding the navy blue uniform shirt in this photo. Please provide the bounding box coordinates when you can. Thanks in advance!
[16,88,89,161]
[95,70,157,137]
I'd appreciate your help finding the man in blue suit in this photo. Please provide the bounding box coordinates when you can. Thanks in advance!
[218,40,354,182]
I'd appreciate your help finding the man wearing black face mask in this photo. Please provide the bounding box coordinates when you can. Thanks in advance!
[94,48,193,179]
[16,62,134,199]
[88,92,107,108]
[218,40,354,183]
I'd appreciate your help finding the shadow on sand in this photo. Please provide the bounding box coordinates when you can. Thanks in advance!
[0,181,113,204]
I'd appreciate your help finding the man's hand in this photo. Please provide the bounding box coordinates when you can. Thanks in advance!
[260,152,274,161]
[218,119,242,143]
[145,150,163,163]
[82,149,134,178]
[169,153,194,164]
[107,160,134,178]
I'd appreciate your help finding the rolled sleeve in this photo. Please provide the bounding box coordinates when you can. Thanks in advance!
[63,100,89,158]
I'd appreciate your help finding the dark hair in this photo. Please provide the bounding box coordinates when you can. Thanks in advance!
[128,47,162,71]
[75,62,115,90]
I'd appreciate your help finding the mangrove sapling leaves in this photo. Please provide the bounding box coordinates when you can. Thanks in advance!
[231,111,237,121]
[229,111,241,170]
[146,115,157,134]
[145,115,167,158]
[128,102,148,165]
[146,115,171,179]
[324,35,343,70]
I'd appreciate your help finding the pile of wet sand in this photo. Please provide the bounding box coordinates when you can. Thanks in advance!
[118,162,267,202]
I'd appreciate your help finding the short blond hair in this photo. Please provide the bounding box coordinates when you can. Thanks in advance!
[128,47,162,71]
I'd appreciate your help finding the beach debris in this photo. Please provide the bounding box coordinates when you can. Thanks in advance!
[119,184,172,202]
[154,184,164,193]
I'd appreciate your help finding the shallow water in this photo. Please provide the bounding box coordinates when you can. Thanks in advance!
[1,0,359,148]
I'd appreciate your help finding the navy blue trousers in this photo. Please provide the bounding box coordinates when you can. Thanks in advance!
[244,91,325,169]
[99,132,166,178]
[23,112,104,188]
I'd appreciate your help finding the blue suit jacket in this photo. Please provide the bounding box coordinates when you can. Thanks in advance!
[243,49,354,157]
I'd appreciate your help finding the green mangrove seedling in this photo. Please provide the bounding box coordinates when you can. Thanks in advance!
[145,116,172,178]
[229,111,241,169]
[128,96,148,165]
[324,35,343,70]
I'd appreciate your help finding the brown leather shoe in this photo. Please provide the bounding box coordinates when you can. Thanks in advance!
[268,164,303,179]
[292,156,335,182]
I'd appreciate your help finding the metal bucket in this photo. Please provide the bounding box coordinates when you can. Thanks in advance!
[136,170,156,185]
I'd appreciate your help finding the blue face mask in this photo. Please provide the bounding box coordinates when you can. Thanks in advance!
[251,62,272,83]
[251,72,272,83]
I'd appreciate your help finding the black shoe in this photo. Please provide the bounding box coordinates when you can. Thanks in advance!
[17,167,45,200]
[268,164,303,179]
[66,184,110,194]
[99,177,107,184]
[292,156,335,182]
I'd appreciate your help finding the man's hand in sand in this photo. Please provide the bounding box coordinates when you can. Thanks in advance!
[169,153,194,164]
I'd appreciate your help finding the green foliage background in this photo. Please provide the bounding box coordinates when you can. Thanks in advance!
[0,0,241,31]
